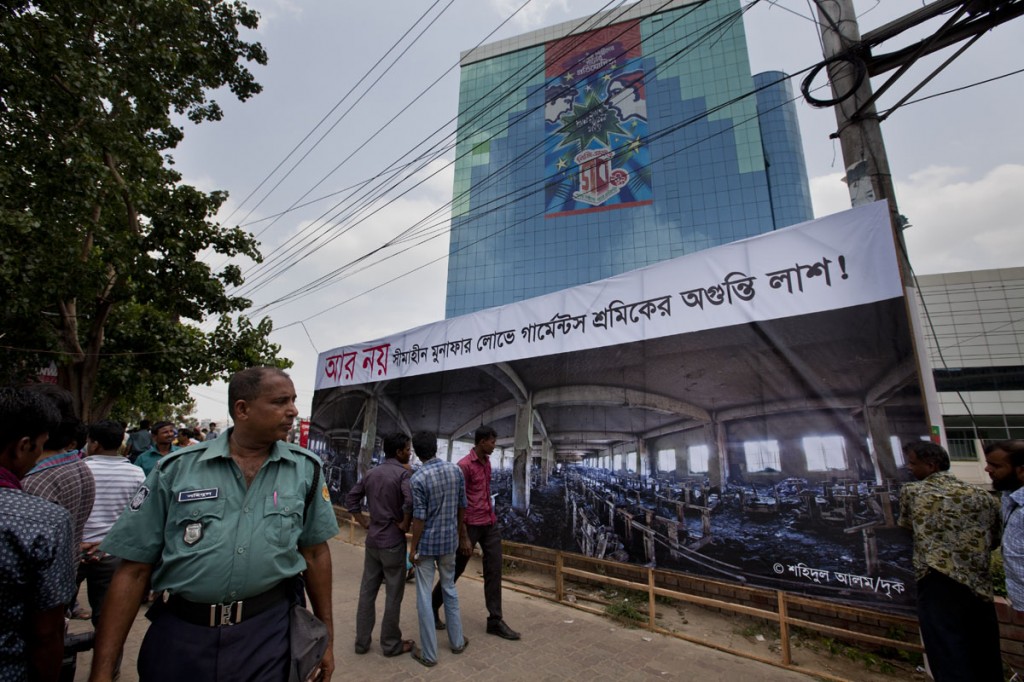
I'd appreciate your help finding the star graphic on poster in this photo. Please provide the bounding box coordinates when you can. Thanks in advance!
[556,156,568,170]
[602,72,612,82]
[556,91,629,151]
[564,72,575,82]
[628,138,643,153]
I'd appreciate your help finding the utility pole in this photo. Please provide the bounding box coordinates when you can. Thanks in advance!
[813,0,946,458]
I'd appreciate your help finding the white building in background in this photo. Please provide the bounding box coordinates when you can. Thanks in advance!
[916,267,1024,484]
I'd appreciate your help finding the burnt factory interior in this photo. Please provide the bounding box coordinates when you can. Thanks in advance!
[312,298,927,608]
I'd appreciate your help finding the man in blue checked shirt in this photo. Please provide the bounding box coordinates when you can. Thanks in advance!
[408,431,470,667]
[985,440,1024,610]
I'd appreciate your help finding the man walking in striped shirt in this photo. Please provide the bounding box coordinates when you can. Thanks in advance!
[79,420,146,626]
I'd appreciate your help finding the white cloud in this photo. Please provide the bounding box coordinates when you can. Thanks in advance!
[810,163,1024,276]
[489,0,571,30]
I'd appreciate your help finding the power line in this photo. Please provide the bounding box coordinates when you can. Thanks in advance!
[230,0,634,299]
[215,0,451,231]
[233,0,716,302]
[271,66,814,326]
[879,65,1024,115]
[252,2,759,313]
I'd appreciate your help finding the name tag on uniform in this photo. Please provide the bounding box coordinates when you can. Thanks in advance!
[178,488,219,503]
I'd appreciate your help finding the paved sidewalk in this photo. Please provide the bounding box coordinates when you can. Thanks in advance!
[73,536,815,681]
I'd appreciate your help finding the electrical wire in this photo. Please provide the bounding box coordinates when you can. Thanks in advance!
[229,0,637,298]
[249,2,762,312]
[235,0,731,303]
[270,68,813,326]
[215,0,451,231]
[878,65,1024,115]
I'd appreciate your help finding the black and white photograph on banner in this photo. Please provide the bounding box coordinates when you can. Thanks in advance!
[310,201,928,611]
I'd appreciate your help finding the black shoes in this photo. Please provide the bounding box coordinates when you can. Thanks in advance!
[486,620,521,640]
[434,615,446,630]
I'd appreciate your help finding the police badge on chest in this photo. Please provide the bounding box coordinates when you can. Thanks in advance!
[183,521,203,546]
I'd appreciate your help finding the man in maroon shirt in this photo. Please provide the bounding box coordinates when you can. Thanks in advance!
[431,425,520,640]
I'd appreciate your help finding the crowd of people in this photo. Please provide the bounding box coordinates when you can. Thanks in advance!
[5,369,1024,681]
[1,368,336,682]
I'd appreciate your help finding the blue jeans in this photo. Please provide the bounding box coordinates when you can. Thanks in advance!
[416,553,463,663]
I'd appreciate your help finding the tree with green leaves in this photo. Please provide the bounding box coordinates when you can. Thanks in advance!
[0,0,290,420]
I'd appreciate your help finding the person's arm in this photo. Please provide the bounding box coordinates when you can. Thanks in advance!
[457,468,471,555]
[89,560,152,682]
[398,473,413,533]
[344,478,369,530]
[409,517,425,564]
[300,542,334,682]
[27,604,65,681]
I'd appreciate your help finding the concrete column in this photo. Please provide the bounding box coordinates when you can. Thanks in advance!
[445,437,454,463]
[512,398,534,514]
[864,406,898,483]
[707,421,727,488]
[541,438,554,486]
[640,437,657,479]
[357,394,378,480]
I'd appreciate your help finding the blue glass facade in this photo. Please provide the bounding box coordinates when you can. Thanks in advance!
[445,0,813,318]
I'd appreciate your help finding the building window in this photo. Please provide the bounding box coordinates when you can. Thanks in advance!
[688,445,709,473]
[744,440,781,472]
[627,452,637,474]
[889,436,905,467]
[658,448,676,472]
[803,436,847,471]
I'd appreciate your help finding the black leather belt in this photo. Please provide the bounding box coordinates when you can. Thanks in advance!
[163,580,292,627]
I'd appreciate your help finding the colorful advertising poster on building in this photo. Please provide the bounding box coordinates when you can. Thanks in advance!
[544,21,653,217]
[311,203,925,611]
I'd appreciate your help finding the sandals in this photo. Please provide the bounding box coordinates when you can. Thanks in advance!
[451,637,469,654]
[384,639,415,658]
[411,646,437,667]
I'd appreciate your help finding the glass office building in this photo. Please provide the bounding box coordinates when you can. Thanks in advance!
[445,0,813,317]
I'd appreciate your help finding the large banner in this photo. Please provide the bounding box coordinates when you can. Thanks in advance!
[317,202,901,389]
[543,21,653,217]
[313,203,923,611]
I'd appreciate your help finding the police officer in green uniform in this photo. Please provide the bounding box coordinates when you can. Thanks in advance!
[89,367,340,682]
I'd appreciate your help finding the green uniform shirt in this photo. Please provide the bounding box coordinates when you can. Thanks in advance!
[102,431,339,603]
[134,444,180,477]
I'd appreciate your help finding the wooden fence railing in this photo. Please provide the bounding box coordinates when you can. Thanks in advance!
[335,512,922,681]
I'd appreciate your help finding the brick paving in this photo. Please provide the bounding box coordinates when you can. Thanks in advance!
[72,536,817,681]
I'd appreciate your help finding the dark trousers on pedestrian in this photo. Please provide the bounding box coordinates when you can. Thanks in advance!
[138,598,290,681]
[76,554,120,626]
[916,569,1003,682]
[432,522,503,625]
[355,540,408,655]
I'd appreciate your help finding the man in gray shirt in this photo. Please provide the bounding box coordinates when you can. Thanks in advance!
[345,432,414,657]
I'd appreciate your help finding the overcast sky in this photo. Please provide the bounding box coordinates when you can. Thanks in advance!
[174,0,1024,424]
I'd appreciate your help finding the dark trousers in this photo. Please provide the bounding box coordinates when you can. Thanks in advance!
[355,541,407,655]
[917,570,1003,682]
[138,598,290,682]
[432,523,503,624]
[76,554,120,626]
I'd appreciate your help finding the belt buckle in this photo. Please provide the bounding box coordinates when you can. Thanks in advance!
[210,600,243,627]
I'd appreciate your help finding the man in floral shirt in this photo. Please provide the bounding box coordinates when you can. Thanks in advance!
[898,441,1002,681]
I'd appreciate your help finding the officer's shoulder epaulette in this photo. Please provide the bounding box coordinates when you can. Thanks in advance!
[281,441,319,460]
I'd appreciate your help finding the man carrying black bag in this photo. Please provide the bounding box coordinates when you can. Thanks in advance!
[89,367,339,682]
